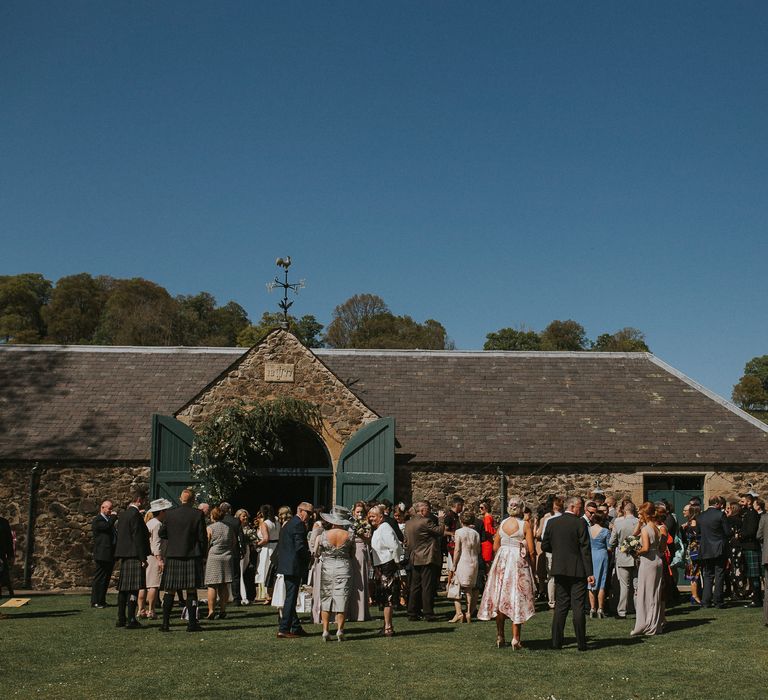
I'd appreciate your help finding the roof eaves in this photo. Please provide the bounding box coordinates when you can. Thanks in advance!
[0,344,245,355]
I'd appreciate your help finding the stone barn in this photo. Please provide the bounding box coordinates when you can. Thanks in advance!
[1,329,766,589]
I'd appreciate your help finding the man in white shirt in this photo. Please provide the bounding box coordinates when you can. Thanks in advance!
[540,497,563,609]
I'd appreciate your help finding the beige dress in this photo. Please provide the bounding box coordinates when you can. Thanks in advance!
[631,524,663,636]
[452,526,480,588]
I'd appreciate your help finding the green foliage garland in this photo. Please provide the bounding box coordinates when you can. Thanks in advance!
[191,397,323,501]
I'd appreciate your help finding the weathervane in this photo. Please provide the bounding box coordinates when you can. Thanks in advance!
[266,257,305,329]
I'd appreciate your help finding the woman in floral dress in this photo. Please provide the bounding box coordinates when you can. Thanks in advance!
[477,495,536,649]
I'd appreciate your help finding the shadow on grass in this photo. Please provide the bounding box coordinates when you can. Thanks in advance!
[662,617,714,632]
[353,626,457,640]
[3,609,80,619]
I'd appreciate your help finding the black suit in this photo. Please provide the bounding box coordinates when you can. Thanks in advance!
[542,512,593,650]
[0,516,14,597]
[160,505,207,559]
[275,516,310,633]
[90,512,117,606]
[222,513,246,602]
[698,507,730,607]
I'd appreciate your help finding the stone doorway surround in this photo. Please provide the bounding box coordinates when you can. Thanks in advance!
[174,329,379,500]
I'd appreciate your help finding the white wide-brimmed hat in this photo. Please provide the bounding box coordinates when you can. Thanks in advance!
[320,505,354,527]
[149,498,173,513]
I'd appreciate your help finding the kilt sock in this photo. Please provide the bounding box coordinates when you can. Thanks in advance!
[162,593,174,628]
[127,593,138,623]
[117,591,128,624]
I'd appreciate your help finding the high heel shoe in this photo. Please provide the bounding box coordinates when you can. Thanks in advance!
[690,595,702,606]
[597,609,605,619]
[336,630,345,642]
[589,609,597,618]
[321,630,330,642]
[495,636,506,648]
[511,639,523,650]
[206,612,216,621]
[449,613,464,623]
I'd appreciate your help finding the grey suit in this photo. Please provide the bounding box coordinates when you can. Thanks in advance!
[756,513,768,625]
[609,515,638,617]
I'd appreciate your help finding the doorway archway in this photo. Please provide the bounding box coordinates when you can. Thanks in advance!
[228,421,333,514]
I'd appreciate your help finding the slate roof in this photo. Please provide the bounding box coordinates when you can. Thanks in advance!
[1,345,766,466]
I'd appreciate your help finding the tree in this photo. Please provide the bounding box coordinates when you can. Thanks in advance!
[0,273,52,343]
[175,293,249,346]
[743,355,768,391]
[732,375,768,412]
[349,313,451,349]
[237,312,324,348]
[540,319,588,351]
[94,278,178,345]
[484,326,541,351]
[43,273,106,344]
[592,327,650,352]
[324,293,389,348]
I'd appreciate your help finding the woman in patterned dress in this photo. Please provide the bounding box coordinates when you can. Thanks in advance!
[681,503,702,604]
[477,495,536,649]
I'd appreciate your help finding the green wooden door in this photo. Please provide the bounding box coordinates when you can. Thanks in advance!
[336,417,395,508]
[150,414,197,504]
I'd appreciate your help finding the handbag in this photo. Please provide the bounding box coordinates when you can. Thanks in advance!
[446,578,462,600]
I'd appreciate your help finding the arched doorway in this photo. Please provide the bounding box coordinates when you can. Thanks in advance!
[228,421,333,514]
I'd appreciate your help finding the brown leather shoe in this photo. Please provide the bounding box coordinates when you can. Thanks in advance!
[292,628,310,637]
[277,631,300,639]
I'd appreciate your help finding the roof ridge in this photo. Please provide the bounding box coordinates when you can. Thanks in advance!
[0,345,246,354]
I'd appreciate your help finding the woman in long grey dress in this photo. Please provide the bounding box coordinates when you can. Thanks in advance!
[205,506,236,620]
[316,506,356,641]
[631,501,664,637]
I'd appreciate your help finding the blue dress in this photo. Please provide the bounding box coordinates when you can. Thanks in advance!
[588,527,610,590]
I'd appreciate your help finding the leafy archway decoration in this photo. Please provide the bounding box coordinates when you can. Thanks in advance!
[190,397,323,501]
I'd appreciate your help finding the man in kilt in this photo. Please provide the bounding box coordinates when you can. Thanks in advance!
[740,493,763,608]
[159,488,208,632]
[114,486,151,629]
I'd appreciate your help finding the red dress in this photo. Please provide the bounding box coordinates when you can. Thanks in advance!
[481,513,496,564]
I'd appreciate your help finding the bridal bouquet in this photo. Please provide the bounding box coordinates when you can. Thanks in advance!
[354,517,372,539]
[619,534,642,556]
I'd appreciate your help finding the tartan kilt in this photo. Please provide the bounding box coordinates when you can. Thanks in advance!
[743,549,761,578]
[117,558,146,592]
[161,557,203,591]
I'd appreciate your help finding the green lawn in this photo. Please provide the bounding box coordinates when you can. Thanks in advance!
[2,594,767,699]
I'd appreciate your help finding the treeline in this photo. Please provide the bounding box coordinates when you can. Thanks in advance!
[0,275,451,350]
[484,321,650,352]
[0,273,649,354]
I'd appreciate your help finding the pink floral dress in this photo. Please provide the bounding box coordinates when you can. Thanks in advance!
[477,517,536,624]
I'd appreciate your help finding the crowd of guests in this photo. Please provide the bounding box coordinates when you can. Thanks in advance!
[88,486,768,647]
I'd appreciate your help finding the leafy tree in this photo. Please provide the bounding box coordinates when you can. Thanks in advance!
[743,355,768,391]
[0,273,52,343]
[43,273,106,343]
[324,293,389,348]
[175,293,249,346]
[94,278,178,345]
[237,312,324,348]
[592,327,650,352]
[732,375,768,412]
[540,319,588,351]
[349,312,451,350]
[484,326,541,351]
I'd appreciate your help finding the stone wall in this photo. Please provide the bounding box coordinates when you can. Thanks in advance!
[0,462,149,590]
[177,330,378,464]
[399,463,768,514]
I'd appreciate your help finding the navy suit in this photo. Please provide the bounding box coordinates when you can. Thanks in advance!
[698,507,730,607]
[275,515,309,633]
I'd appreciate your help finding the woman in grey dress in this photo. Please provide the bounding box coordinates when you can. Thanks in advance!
[631,502,664,636]
[316,506,356,641]
[205,506,236,620]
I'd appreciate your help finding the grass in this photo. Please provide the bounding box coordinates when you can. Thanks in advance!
[2,593,767,699]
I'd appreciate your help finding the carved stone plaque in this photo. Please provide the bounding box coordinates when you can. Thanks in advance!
[264,362,295,383]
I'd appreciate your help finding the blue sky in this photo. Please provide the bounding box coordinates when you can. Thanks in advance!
[2,2,766,399]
